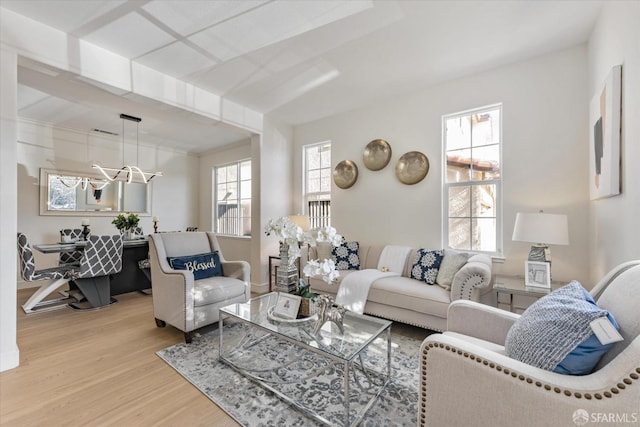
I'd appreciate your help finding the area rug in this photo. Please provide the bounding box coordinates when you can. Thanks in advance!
[156,322,420,426]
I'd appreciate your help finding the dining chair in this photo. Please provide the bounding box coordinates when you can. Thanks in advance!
[59,228,84,266]
[17,232,75,314]
[68,234,123,310]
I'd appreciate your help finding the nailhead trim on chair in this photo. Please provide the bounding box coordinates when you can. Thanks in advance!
[418,342,640,426]
[454,273,485,300]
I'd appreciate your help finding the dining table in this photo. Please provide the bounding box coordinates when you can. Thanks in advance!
[33,238,151,297]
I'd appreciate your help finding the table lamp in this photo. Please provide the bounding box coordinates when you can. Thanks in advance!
[288,214,311,232]
[512,211,569,262]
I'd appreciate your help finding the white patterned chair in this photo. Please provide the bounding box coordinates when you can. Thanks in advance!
[68,235,123,310]
[59,228,84,266]
[17,232,75,313]
[418,260,640,427]
[148,232,250,343]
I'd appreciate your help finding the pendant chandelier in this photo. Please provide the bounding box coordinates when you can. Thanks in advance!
[92,114,162,184]
[58,176,109,191]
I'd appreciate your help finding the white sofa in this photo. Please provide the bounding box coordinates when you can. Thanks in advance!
[307,244,492,331]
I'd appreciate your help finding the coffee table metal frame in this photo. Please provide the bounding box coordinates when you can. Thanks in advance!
[219,292,391,427]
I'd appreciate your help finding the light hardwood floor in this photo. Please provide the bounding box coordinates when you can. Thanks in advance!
[1,288,433,427]
[1,289,239,427]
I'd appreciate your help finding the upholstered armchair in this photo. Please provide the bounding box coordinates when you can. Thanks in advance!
[418,261,640,427]
[148,232,250,343]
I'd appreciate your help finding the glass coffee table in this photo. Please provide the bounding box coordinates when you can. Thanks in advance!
[219,292,392,426]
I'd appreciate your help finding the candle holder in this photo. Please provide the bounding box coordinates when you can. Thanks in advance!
[153,220,158,233]
[81,225,91,241]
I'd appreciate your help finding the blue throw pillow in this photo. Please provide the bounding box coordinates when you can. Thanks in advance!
[505,280,619,375]
[410,249,444,284]
[332,241,360,270]
[167,252,223,280]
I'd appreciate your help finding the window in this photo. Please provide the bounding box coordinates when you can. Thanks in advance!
[443,105,501,254]
[303,142,331,228]
[214,160,251,236]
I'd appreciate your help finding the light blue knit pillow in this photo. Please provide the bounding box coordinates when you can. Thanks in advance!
[505,281,618,375]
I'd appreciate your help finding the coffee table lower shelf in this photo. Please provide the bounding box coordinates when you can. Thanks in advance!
[218,312,391,426]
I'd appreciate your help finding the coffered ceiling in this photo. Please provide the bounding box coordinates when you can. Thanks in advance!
[2,0,603,153]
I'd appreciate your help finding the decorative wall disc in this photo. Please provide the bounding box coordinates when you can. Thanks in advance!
[363,139,392,171]
[395,151,429,185]
[333,160,359,189]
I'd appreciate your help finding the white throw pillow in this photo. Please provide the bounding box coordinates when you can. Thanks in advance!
[436,249,469,290]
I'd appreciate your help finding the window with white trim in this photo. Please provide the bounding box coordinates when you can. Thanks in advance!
[214,159,251,236]
[303,142,331,228]
[443,105,501,254]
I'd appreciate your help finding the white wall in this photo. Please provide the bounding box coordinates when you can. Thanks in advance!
[197,118,294,292]
[259,117,294,290]
[199,140,253,281]
[587,1,640,283]
[16,119,199,282]
[0,48,19,372]
[294,46,590,286]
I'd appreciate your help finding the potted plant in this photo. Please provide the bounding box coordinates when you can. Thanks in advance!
[112,213,140,240]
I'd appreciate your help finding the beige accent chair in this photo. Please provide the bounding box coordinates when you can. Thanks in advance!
[149,232,250,343]
[419,260,640,427]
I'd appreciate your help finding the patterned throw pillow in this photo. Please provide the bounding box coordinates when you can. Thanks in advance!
[332,241,360,270]
[410,249,444,285]
[167,252,223,280]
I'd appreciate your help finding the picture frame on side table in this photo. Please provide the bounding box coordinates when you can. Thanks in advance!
[525,261,551,289]
[274,292,302,319]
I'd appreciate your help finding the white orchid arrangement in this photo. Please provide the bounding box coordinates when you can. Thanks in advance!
[265,216,343,285]
[302,258,339,284]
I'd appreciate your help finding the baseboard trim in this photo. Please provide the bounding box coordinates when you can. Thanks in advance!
[251,282,269,294]
[0,345,20,372]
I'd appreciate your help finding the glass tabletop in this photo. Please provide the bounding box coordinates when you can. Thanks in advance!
[220,292,391,362]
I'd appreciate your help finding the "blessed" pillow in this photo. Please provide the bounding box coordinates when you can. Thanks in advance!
[167,251,223,280]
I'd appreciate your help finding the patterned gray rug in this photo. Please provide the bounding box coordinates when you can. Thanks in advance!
[156,322,420,426]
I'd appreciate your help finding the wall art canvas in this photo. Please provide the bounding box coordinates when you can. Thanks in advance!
[589,65,622,200]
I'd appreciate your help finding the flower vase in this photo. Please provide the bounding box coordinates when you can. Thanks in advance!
[277,242,299,293]
[299,297,315,318]
[123,228,132,241]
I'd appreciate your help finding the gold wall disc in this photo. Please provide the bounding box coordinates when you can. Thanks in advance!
[395,151,429,185]
[333,160,359,189]
[363,139,392,171]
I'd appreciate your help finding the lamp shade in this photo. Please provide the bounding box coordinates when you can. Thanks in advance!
[512,212,569,245]
[288,214,311,232]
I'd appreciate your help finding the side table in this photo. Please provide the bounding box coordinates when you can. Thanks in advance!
[493,275,563,314]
